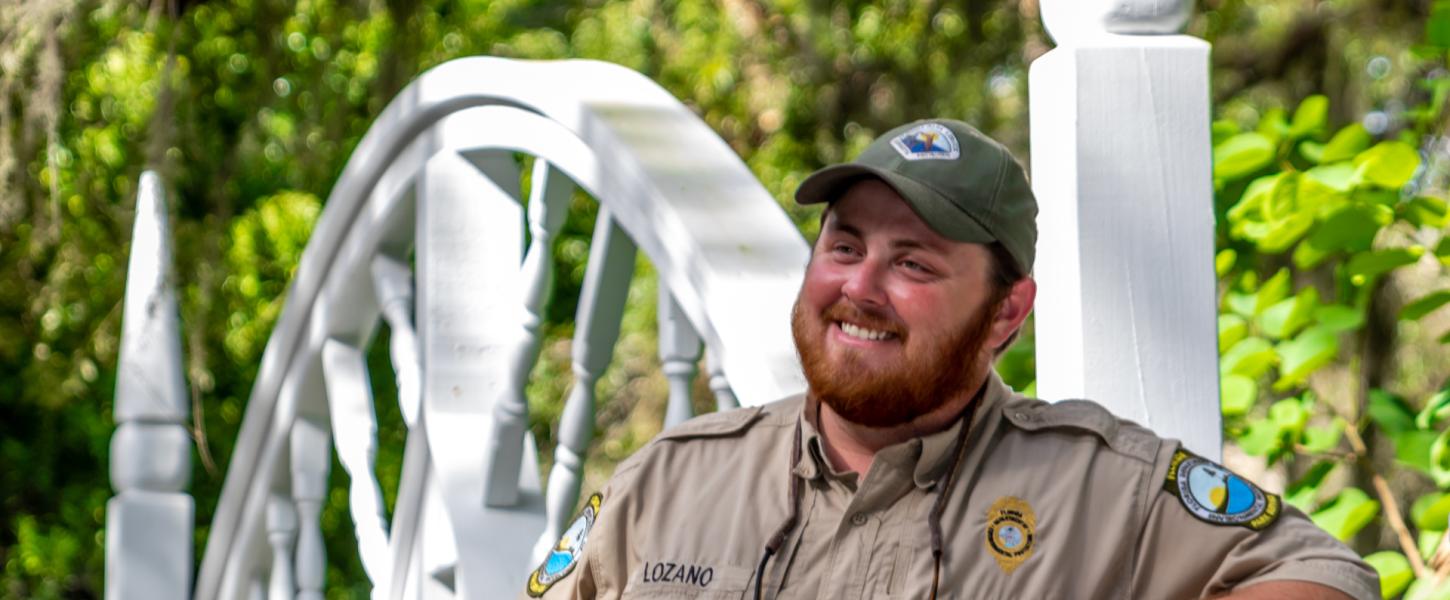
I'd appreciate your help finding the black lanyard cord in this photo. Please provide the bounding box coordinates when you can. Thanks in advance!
[754,421,804,600]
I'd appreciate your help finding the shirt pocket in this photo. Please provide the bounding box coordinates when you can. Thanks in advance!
[621,562,753,599]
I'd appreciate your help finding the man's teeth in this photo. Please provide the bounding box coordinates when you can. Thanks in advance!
[840,322,891,341]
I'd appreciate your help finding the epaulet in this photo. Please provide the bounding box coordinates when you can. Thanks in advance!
[1000,397,1162,464]
[652,404,768,442]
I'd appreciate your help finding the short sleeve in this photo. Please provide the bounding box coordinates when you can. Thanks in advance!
[1129,448,1379,600]
[518,465,638,600]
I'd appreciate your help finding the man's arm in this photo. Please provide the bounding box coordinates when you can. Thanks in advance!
[1218,580,1357,600]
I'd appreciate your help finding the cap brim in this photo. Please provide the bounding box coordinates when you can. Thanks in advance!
[794,164,996,245]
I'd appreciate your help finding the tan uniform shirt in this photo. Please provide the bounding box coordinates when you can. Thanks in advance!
[522,371,1378,599]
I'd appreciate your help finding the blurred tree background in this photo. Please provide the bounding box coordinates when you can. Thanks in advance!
[0,0,1447,597]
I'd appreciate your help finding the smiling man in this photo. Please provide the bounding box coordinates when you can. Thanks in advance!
[520,119,1378,599]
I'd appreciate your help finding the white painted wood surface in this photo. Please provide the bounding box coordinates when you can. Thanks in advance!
[1030,0,1221,458]
[107,170,193,600]
[660,287,703,428]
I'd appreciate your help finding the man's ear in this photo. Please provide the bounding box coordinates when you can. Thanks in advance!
[989,276,1036,349]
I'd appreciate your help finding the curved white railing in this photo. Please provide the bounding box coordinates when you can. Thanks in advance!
[193,57,810,599]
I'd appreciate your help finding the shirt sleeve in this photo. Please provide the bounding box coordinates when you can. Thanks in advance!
[1129,447,1380,600]
[518,465,637,600]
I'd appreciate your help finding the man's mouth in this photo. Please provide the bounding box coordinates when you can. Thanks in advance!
[837,321,898,342]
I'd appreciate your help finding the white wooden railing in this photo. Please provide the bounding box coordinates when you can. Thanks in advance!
[106,1,1219,598]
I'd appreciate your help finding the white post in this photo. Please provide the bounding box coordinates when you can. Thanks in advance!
[372,254,422,429]
[106,171,193,600]
[534,209,636,560]
[290,417,330,600]
[659,287,702,428]
[266,493,298,600]
[320,339,392,586]
[1030,0,1222,457]
[706,350,739,411]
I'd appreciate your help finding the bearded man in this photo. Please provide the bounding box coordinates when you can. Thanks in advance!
[521,119,1378,599]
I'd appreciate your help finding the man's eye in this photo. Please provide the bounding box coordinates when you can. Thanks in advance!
[901,260,929,273]
[833,244,859,256]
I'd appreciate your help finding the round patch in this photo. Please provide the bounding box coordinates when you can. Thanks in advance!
[1165,450,1280,531]
[527,493,602,597]
[985,496,1036,574]
[889,123,961,161]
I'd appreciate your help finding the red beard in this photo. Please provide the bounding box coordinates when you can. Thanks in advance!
[791,296,999,428]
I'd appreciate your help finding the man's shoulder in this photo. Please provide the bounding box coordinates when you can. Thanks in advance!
[613,394,802,475]
[996,395,1167,465]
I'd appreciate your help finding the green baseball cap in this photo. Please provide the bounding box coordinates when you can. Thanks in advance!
[795,119,1038,274]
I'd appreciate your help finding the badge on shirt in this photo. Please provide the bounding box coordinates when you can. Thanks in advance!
[1163,449,1280,531]
[985,496,1037,574]
[527,492,602,597]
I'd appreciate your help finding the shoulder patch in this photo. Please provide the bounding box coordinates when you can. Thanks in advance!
[1002,398,1161,462]
[653,405,766,443]
[527,492,602,597]
[1163,449,1280,531]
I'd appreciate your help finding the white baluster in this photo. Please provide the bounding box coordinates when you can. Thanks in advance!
[321,339,392,586]
[485,159,573,507]
[706,349,739,411]
[659,287,702,428]
[106,170,192,600]
[534,209,637,559]
[372,254,422,429]
[249,573,267,600]
[267,493,298,600]
[1031,0,1221,457]
[291,417,330,600]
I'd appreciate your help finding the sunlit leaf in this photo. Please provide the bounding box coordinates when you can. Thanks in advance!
[1220,374,1257,417]
[1310,487,1380,541]
[1219,314,1248,353]
[1305,162,1359,192]
[1354,141,1423,189]
[1221,337,1277,378]
[1286,461,1337,512]
[1312,305,1365,333]
[1257,286,1318,340]
[1418,390,1450,430]
[1292,204,1389,269]
[1431,427,1450,488]
[1347,247,1424,284]
[1413,493,1450,531]
[1369,389,1416,434]
[1289,95,1329,138]
[1255,269,1293,316]
[1215,249,1237,277]
[1302,419,1344,453]
[1403,195,1450,228]
[1214,132,1276,180]
[1405,575,1450,600]
[1364,551,1413,599]
[1273,326,1338,390]
[1394,430,1438,475]
[1236,419,1283,457]
[1321,123,1372,164]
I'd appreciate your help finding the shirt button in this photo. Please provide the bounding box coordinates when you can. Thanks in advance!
[850,513,868,526]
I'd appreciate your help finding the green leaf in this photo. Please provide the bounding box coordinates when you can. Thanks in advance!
[1270,397,1311,436]
[1289,95,1329,138]
[1215,249,1237,277]
[1226,292,1257,319]
[1228,173,1284,229]
[1404,195,1450,229]
[1299,140,1325,164]
[1219,314,1248,353]
[1292,204,1390,269]
[1255,269,1293,315]
[1257,286,1319,340]
[1437,237,1450,267]
[1257,213,1315,253]
[1220,374,1257,417]
[1214,132,1276,180]
[1321,123,1372,164]
[1413,492,1450,531]
[1429,0,1450,48]
[1221,337,1278,379]
[1273,326,1339,390]
[1431,427,1450,488]
[1348,248,1424,285]
[1418,390,1450,430]
[1422,529,1445,566]
[1372,389,1418,434]
[1309,487,1381,541]
[1364,551,1413,599]
[1286,461,1337,511]
[1312,304,1365,333]
[1302,419,1344,453]
[1403,290,1450,321]
[1305,162,1359,192]
[1393,430,1438,475]
[1211,119,1241,145]
[1296,172,1350,218]
[1405,576,1450,600]
[1354,141,1423,189]
[1257,108,1290,146]
[1236,419,1283,457]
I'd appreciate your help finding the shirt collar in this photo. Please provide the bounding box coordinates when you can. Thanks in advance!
[792,369,1014,489]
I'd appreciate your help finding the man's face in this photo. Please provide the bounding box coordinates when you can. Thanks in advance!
[791,179,1004,427]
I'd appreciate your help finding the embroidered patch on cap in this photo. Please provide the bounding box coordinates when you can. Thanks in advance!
[527,492,602,597]
[1163,449,1280,531]
[985,496,1036,574]
[889,123,961,161]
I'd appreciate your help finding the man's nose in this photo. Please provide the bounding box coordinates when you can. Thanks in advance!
[841,258,889,307]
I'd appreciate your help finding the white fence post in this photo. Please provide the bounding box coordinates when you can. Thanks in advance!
[660,287,702,428]
[1030,0,1222,457]
[106,171,193,600]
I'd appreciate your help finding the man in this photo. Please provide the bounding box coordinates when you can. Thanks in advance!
[521,119,1378,599]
